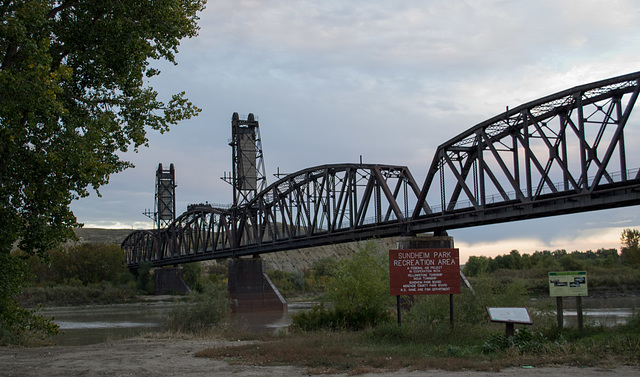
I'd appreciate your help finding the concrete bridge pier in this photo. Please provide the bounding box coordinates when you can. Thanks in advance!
[228,257,287,312]
[396,233,455,250]
[155,267,191,295]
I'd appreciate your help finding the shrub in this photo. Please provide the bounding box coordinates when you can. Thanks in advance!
[267,269,305,296]
[165,282,229,333]
[136,261,155,294]
[182,262,204,293]
[1,253,59,345]
[48,243,126,285]
[293,241,393,331]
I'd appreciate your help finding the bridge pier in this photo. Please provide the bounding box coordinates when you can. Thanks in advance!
[155,267,191,295]
[396,233,454,250]
[228,257,287,312]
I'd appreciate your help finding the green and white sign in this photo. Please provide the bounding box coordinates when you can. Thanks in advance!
[548,271,588,297]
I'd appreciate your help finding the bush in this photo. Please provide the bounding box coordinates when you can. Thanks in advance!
[136,261,155,294]
[182,262,204,293]
[165,282,229,333]
[48,243,127,285]
[292,241,393,331]
[19,283,137,307]
[1,253,59,345]
[267,269,305,296]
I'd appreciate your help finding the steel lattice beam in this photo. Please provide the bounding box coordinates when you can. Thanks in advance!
[123,71,640,269]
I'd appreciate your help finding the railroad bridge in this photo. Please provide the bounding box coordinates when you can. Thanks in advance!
[122,71,640,305]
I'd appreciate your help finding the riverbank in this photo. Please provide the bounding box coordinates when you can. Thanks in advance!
[1,337,638,377]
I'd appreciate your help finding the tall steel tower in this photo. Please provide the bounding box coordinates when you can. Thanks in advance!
[154,163,176,229]
[224,112,266,207]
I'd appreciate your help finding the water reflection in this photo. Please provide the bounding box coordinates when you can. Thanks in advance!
[230,302,312,334]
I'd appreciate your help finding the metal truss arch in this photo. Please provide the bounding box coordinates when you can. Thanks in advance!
[236,163,422,249]
[124,71,640,269]
[413,71,640,219]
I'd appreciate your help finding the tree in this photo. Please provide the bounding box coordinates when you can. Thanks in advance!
[325,241,393,329]
[620,228,640,265]
[463,255,490,277]
[1,0,205,341]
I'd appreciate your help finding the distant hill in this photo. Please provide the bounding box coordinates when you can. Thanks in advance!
[71,228,133,245]
[72,228,400,272]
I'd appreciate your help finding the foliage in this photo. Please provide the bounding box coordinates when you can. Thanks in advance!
[395,276,532,342]
[136,261,155,294]
[0,0,204,255]
[51,243,126,285]
[292,241,393,330]
[181,262,204,293]
[268,257,339,297]
[463,255,490,277]
[0,0,205,343]
[462,229,640,284]
[267,269,305,296]
[0,253,58,345]
[620,228,640,265]
[19,282,137,308]
[165,281,229,333]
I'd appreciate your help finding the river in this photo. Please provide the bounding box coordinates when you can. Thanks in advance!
[43,300,312,346]
[43,296,638,346]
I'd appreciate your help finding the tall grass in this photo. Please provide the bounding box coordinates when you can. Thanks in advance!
[165,282,229,333]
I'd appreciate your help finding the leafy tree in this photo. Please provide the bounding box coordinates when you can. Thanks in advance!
[1,0,205,341]
[463,255,490,277]
[325,241,393,329]
[621,228,640,265]
[48,243,126,285]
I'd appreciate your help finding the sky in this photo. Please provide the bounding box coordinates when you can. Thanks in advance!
[70,0,640,262]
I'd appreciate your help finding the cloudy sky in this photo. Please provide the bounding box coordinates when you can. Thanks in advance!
[70,0,640,262]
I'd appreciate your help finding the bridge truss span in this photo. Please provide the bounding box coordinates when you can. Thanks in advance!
[122,164,422,266]
[237,164,422,245]
[123,71,640,268]
[413,71,640,219]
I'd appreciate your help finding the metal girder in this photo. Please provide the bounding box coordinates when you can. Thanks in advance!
[123,71,640,269]
[413,71,640,217]
[122,164,420,268]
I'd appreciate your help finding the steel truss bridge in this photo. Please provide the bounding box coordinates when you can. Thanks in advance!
[123,71,640,269]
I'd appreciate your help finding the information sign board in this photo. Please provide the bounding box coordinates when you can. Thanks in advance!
[389,248,460,295]
[486,307,533,324]
[548,271,588,297]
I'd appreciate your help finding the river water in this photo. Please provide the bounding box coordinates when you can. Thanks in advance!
[44,301,312,346]
[44,297,638,346]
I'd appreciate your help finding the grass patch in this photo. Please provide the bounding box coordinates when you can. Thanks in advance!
[195,314,640,374]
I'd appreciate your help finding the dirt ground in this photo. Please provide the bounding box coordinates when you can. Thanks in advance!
[1,338,638,377]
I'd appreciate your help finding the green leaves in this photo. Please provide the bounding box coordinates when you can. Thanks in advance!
[1,0,205,255]
[0,0,206,344]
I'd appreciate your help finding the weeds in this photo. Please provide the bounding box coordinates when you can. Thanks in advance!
[165,282,229,333]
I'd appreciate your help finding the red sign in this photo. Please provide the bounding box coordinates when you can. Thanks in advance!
[389,248,460,295]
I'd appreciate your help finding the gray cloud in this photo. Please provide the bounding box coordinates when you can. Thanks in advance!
[71,0,640,255]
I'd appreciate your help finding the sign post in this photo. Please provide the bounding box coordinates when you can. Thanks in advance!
[389,248,460,326]
[549,271,588,331]
[486,307,533,337]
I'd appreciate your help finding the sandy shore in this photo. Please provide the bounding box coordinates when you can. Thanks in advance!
[1,338,638,377]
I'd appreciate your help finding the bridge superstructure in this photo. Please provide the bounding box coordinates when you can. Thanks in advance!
[123,71,640,268]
